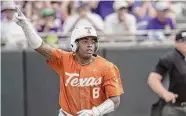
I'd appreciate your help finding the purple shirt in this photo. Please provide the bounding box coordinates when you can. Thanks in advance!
[37,25,60,33]
[147,17,175,30]
[132,1,154,30]
[92,1,114,20]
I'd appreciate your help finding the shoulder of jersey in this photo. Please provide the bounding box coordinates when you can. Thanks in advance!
[61,50,73,55]
[57,49,74,59]
[96,56,115,68]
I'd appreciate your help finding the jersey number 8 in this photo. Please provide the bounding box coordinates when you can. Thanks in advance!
[93,87,100,99]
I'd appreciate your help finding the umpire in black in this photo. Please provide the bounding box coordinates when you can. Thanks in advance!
[147,30,186,116]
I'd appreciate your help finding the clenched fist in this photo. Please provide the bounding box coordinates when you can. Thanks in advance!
[162,91,178,103]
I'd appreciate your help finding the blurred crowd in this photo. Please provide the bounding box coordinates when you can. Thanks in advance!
[1,0,186,50]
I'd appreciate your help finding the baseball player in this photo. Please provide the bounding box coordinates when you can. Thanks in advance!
[13,7,124,116]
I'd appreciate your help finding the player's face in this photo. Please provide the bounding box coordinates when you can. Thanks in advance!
[77,36,96,59]
[175,41,186,55]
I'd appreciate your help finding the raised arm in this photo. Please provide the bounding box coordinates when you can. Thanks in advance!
[13,6,53,60]
[35,42,53,60]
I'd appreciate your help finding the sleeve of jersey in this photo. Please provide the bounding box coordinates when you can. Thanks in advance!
[47,48,65,74]
[154,56,172,77]
[103,64,124,98]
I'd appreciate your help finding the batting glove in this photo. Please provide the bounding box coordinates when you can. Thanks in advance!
[12,6,43,49]
[77,107,101,116]
[12,6,29,27]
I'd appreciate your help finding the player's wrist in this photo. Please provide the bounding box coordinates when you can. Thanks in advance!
[92,99,115,116]
[159,90,169,99]
[92,107,101,116]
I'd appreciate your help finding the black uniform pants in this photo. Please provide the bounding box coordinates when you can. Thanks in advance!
[162,104,186,116]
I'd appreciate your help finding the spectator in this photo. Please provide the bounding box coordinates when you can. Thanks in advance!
[60,1,80,23]
[37,9,62,48]
[1,1,27,49]
[170,1,186,17]
[37,9,62,33]
[92,1,114,20]
[63,1,104,34]
[104,1,136,34]
[127,0,135,14]
[50,1,66,31]
[132,0,156,30]
[25,1,44,19]
[65,1,77,16]
[147,2,176,41]
[50,1,63,21]
[165,1,178,25]
[147,2,175,30]
[24,1,44,29]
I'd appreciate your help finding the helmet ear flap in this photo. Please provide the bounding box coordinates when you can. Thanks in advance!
[94,41,99,53]
[75,41,79,52]
[93,42,99,56]
[71,40,80,52]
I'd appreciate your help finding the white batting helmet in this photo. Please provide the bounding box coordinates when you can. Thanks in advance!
[70,25,99,52]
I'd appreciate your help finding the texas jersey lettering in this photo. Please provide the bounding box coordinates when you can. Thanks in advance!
[47,49,123,115]
[65,72,103,87]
